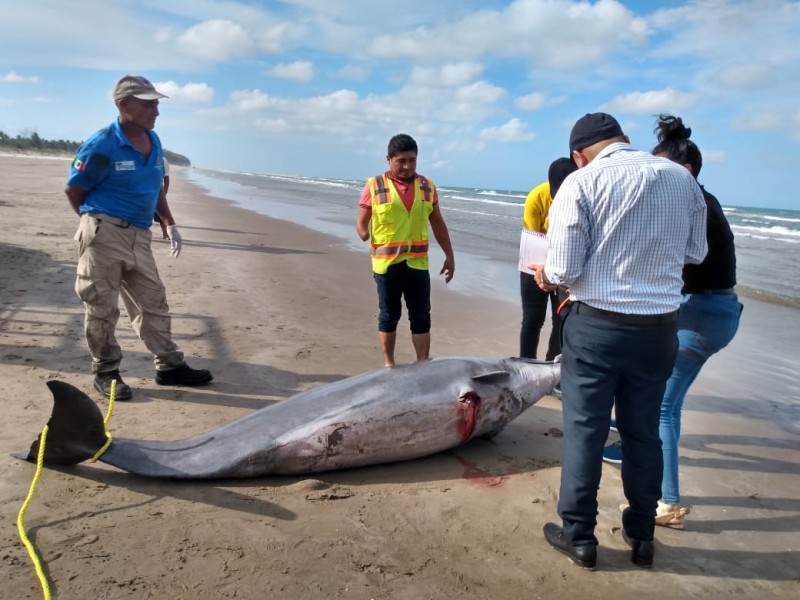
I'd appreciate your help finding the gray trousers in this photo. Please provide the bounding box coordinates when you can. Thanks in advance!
[74,213,184,373]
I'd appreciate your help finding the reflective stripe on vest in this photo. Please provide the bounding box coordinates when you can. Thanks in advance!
[372,176,392,205]
[371,241,429,258]
[419,176,432,203]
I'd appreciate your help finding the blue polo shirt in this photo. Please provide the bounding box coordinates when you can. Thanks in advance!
[67,119,165,229]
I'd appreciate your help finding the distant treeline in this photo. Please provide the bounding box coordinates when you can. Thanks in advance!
[0,129,191,167]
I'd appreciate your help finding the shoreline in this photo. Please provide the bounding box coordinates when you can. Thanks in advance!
[184,165,800,311]
[1,155,798,599]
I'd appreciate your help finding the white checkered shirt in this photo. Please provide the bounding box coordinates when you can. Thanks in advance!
[545,143,708,314]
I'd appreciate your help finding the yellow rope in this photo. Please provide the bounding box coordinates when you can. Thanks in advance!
[91,379,116,462]
[16,424,53,600]
[18,379,118,598]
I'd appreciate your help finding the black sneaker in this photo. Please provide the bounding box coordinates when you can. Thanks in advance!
[155,364,214,387]
[94,370,133,401]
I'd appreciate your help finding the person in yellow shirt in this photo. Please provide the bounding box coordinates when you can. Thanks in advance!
[520,157,576,359]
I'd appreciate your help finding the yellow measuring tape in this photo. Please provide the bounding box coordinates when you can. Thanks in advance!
[17,380,117,599]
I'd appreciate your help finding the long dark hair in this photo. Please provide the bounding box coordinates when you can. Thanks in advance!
[652,115,702,179]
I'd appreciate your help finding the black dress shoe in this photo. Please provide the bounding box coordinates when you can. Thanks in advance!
[622,530,654,568]
[543,522,597,570]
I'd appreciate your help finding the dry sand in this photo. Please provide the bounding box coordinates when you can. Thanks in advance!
[1,155,797,599]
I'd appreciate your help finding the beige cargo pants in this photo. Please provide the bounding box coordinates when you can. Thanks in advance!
[74,213,184,374]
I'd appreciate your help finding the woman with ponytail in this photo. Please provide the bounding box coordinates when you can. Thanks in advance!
[650,115,742,528]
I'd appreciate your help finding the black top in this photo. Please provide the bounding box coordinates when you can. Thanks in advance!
[682,187,737,293]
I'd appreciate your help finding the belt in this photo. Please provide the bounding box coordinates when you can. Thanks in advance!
[88,212,133,228]
[572,301,679,325]
[698,288,735,295]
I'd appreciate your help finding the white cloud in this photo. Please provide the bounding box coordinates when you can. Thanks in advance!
[228,89,276,112]
[731,107,800,143]
[703,149,726,164]
[306,89,359,111]
[368,0,648,69]
[155,81,214,105]
[650,1,800,65]
[446,81,506,122]
[620,120,640,134]
[178,20,257,61]
[514,92,546,111]
[715,62,776,90]
[254,118,291,133]
[732,111,785,132]
[252,22,296,54]
[600,88,699,115]
[336,64,370,80]
[1,71,40,83]
[408,63,484,87]
[268,60,315,82]
[479,118,535,143]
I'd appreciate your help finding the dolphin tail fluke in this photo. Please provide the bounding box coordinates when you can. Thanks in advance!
[12,380,108,466]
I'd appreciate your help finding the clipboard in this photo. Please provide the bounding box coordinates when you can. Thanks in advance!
[518,228,548,275]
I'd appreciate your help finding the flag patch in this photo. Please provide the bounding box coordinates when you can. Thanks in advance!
[72,157,86,172]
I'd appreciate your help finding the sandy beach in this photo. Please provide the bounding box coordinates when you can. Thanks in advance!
[1,154,797,599]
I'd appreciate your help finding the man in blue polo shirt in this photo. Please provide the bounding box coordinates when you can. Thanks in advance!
[65,74,213,400]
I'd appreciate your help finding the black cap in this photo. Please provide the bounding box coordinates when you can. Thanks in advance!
[548,157,578,197]
[569,112,624,152]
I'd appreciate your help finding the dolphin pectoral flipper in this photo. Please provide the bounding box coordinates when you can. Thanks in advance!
[471,370,511,383]
[13,380,107,466]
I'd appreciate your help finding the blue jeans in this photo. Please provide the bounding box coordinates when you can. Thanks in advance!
[660,293,742,504]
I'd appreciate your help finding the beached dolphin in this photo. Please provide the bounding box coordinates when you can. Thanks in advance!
[14,357,559,479]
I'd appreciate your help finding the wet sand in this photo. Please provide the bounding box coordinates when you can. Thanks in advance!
[0,154,797,599]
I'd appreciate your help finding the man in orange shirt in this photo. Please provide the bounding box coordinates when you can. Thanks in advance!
[356,134,455,367]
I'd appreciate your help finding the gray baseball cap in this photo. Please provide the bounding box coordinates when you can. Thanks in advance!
[113,74,168,102]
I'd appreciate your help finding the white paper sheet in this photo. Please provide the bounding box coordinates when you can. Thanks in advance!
[518,228,548,274]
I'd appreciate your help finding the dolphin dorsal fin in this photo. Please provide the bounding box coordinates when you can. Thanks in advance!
[471,370,511,383]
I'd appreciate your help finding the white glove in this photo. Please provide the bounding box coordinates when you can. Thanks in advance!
[166,225,182,258]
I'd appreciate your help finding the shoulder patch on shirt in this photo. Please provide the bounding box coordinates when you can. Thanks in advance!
[72,157,86,172]
[115,161,136,171]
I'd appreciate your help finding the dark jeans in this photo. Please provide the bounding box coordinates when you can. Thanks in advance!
[520,271,561,360]
[374,261,431,334]
[558,305,678,546]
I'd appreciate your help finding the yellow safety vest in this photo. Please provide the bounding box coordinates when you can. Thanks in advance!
[368,174,435,274]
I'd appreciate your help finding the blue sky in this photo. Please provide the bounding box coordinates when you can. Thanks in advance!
[1,0,798,209]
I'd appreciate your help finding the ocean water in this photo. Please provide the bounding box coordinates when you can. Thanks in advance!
[184,168,800,308]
